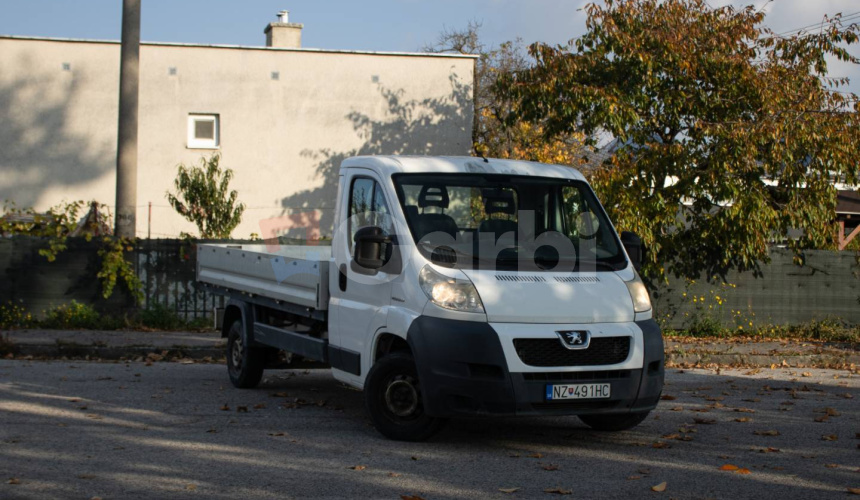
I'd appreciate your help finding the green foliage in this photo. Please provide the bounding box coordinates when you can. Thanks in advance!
[137,303,185,330]
[0,300,36,329]
[685,315,724,338]
[42,301,103,330]
[1,200,88,261]
[424,22,586,164]
[499,0,860,280]
[166,153,245,239]
[97,236,143,303]
[2,200,140,302]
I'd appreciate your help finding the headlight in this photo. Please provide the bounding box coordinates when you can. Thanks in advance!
[419,265,485,314]
[625,272,652,313]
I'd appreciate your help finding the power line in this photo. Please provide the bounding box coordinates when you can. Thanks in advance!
[775,11,860,38]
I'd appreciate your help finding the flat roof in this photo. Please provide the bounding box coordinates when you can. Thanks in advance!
[0,34,479,59]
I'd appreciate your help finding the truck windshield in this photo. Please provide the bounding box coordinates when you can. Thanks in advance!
[392,173,626,272]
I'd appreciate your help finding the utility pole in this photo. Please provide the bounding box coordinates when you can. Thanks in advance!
[115,0,141,237]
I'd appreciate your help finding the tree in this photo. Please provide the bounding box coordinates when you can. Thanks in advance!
[166,154,245,239]
[499,0,860,279]
[424,22,586,165]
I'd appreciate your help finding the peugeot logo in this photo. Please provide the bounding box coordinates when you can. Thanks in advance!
[557,330,591,350]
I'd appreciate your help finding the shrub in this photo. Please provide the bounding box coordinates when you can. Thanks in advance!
[42,301,102,329]
[0,300,35,330]
[137,303,185,330]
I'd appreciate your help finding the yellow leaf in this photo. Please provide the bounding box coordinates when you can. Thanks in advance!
[720,464,739,471]
[651,482,667,492]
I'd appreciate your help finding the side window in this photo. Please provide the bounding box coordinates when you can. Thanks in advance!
[348,177,391,250]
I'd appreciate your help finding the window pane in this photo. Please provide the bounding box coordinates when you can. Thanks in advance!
[348,178,375,248]
[195,120,215,140]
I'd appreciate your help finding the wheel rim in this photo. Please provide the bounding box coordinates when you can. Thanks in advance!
[231,336,244,371]
[384,376,419,418]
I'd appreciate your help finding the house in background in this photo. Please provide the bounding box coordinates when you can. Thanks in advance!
[0,12,476,238]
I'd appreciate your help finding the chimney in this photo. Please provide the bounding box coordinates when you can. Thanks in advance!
[264,10,303,48]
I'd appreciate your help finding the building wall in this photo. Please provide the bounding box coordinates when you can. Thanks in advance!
[0,37,475,238]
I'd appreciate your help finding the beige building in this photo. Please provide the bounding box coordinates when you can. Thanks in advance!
[0,15,475,238]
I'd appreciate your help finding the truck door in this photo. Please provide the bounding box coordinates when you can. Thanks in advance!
[329,169,395,383]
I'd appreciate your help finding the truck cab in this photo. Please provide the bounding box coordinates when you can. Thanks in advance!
[199,155,663,441]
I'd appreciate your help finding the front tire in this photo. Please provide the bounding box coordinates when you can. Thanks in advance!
[578,411,650,431]
[226,320,266,388]
[364,352,447,441]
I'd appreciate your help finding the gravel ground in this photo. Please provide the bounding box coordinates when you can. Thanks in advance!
[0,360,858,499]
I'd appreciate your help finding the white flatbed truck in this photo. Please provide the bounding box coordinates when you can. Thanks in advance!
[198,155,664,441]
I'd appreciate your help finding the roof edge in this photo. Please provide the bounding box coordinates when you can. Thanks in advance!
[0,34,480,59]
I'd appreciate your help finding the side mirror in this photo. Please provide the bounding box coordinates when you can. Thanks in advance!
[353,226,389,270]
[620,231,642,271]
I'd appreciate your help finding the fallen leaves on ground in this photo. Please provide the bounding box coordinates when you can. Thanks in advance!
[753,430,780,436]
[528,453,544,459]
[660,395,676,400]
[822,434,838,441]
[185,484,197,491]
[720,464,740,471]
[542,464,560,471]
[220,404,230,411]
[7,478,20,485]
[651,482,667,492]
[734,417,752,423]
[389,473,401,477]
[651,441,671,449]
[544,487,572,495]
[847,487,860,495]
[349,465,366,471]
[499,487,520,493]
[400,496,425,500]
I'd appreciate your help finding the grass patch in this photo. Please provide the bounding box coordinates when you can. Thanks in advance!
[1,300,214,332]
[665,318,859,343]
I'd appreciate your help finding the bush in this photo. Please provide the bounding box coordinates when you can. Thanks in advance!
[137,303,185,330]
[41,301,103,329]
[0,300,36,330]
[685,314,724,337]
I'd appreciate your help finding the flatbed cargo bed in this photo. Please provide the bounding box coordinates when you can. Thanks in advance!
[197,244,331,310]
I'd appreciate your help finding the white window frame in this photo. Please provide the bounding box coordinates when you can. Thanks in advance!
[187,114,220,149]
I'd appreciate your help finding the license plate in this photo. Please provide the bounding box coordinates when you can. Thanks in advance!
[546,383,611,401]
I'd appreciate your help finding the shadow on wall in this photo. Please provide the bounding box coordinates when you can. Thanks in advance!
[278,71,473,237]
[0,55,114,209]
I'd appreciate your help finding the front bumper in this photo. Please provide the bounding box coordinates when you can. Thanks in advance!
[406,316,664,418]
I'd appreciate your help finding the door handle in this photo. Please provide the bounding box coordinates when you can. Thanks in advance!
[339,264,347,292]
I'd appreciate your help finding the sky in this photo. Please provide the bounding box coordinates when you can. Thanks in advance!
[0,0,858,89]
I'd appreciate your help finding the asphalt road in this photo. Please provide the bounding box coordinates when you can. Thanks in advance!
[0,360,858,500]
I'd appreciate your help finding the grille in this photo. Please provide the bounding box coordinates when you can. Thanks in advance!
[495,274,546,282]
[554,276,600,283]
[521,370,633,382]
[514,337,631,367]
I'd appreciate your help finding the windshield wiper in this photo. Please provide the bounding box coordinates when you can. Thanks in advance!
[576,260,622,271]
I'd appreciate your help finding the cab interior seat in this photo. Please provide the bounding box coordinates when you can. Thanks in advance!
[411,185,459,242]
[478,188,518,243]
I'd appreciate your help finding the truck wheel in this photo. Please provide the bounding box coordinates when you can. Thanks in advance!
[364,352,447,441]
[578,411,650,431]
[226,320,265,389]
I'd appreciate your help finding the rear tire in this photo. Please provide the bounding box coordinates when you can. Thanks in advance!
[364,352,447,441]
[578,411,650,431]
[226,320,266,389]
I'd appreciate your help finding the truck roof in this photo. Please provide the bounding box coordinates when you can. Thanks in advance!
[340,156,587,181]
